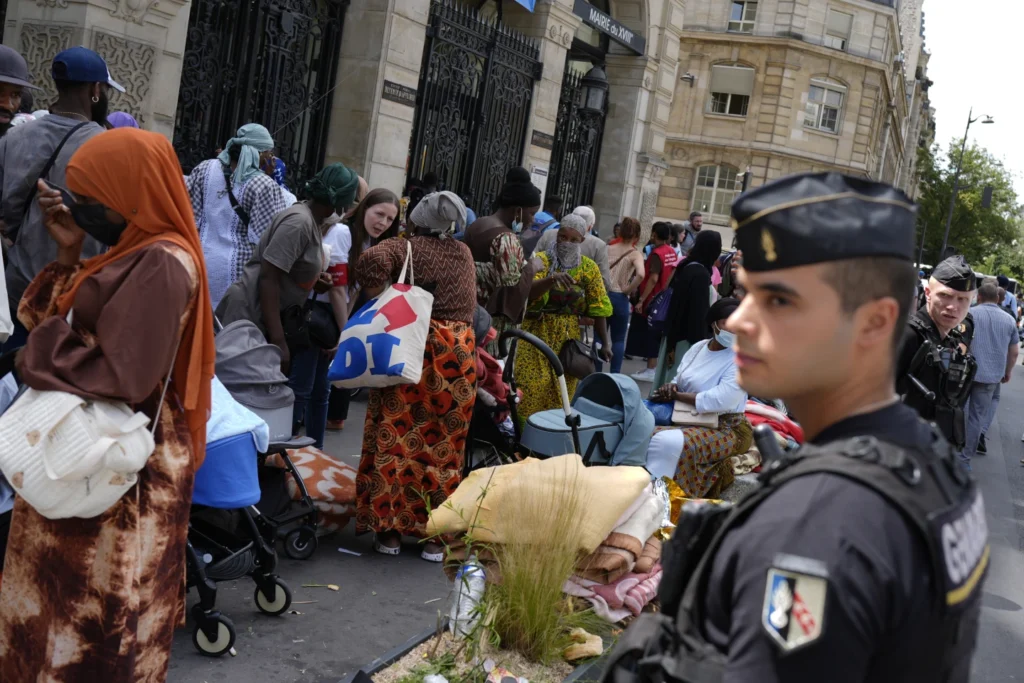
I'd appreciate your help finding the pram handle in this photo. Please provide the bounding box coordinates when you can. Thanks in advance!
[498,329,564,378]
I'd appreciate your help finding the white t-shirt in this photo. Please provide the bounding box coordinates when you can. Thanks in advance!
[316,222,352,303]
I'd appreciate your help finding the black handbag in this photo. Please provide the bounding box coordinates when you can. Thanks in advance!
[308,301,341,349]
[558,339,597,380]
[281,301,340,353]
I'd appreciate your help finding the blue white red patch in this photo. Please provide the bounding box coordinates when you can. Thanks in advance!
[762,565,827,652]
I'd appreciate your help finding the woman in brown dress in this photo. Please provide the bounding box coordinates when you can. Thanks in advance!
[0,129,215,681]
[354,191,477,561]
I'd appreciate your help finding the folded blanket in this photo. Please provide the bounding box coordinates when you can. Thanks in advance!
[577,545,635,584]
[563,564,663,622]
[745,400,804,443]
[208,376,270,452]
[634,536,661,574]
[577,488,665,583]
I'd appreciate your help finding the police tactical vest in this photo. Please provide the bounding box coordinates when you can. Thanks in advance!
[602,432,987,683]
[903,316,976,449]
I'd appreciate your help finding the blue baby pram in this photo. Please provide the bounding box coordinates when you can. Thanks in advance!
[187,423,305,656]
[500,330,654,466]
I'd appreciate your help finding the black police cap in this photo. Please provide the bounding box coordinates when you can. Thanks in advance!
[731,172,917,272]
[931,255,977,292]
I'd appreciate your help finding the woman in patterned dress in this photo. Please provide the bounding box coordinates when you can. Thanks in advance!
[354,192,477,561]
[0,129,215,681]
[645,297,752,498]
[517,214,612,423]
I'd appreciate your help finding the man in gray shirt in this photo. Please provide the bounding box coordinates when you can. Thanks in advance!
[0,47,123,349]
[962,278,1019,466]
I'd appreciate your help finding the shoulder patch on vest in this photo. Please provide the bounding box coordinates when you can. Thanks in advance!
[762,560,828,653]
[930,487,989,610]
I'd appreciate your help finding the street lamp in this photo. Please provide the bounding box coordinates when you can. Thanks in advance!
[938,107,994,258]
[579,65,609,115]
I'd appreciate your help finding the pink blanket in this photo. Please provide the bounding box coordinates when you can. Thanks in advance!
[564,564,663,622]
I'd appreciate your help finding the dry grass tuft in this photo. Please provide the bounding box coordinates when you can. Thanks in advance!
[483,457,601,663]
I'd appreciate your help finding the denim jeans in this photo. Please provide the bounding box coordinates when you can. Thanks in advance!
[962,381,999,469]
[289,347,333,449]
[607,292,631,373]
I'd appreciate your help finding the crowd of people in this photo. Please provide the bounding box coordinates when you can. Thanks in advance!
[0,37,1012,682]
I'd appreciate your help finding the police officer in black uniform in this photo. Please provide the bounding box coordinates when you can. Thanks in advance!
[603,173,987,683]
[896,256,978,457]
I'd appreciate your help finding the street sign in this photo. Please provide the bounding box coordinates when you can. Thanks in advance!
[572,0,646,55]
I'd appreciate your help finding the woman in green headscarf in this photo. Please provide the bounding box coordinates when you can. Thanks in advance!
[217,162,360,447]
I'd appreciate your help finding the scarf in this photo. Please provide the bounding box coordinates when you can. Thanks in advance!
[217,123,275,187]
[61,128,216,468]
[304,162,359,211]
[549,242,582,272]
[410,191,467,234]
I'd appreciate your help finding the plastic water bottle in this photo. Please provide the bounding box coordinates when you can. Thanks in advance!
[448,556,486,638]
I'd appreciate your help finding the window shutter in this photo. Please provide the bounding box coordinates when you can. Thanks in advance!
[826,10,853,37]
[709,66,756,96]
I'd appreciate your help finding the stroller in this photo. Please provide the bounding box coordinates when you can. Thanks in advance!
[185,322,320,657]
[499,329,654,466]
[187,426,300,657]
[215,320,319,557]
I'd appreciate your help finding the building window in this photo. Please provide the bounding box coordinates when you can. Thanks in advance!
[804,79,845,133]
[708,65,755,118]
[728,1,757,33]
[693,165,740,218]
[824,9,853,51]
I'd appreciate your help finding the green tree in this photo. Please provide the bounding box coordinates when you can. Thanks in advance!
[914,137,1022,267]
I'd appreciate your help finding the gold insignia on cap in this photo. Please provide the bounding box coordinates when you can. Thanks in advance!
[761,228,777,262]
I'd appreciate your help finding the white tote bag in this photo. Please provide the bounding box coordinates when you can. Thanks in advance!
[328,240,434,389]
[0,316,178,519]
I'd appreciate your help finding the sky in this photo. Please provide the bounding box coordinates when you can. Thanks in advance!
[924,0,1024,199]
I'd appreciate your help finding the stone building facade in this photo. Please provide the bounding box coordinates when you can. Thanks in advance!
[327,0,687,236]
[655,0,931,238]
[4,0,189,141]
[0,0,934,240]
[1,0,688,237]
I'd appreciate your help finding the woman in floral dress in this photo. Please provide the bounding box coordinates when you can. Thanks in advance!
[517,214,612,422]
[354,192,477,561]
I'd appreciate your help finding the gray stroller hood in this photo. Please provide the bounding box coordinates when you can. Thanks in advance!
[572,373,654,466]
[215,320,294,410]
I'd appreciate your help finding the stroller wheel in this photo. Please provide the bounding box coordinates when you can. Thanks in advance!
[192,614,236,657]
[284,525,318,560]
[255,578,293,616]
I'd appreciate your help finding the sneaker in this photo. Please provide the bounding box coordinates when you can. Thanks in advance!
[977,434,987,455]
[630,368,657,382]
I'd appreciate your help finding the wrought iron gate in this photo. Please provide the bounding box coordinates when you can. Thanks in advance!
[547,61,607,209]
[173,0,347,188]
[407,0,541,213]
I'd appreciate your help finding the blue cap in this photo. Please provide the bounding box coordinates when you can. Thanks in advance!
[51,47,125,93]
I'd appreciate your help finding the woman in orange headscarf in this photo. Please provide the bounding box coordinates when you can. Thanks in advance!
[0,128,214,682]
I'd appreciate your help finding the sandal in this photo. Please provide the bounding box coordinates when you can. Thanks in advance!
[327,420,345,431]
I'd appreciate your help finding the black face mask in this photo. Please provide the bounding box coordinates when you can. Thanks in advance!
[52,184,128,246]
[69,203,127,246]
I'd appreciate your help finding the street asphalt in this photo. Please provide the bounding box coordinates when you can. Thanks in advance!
[167,359,1024,682]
